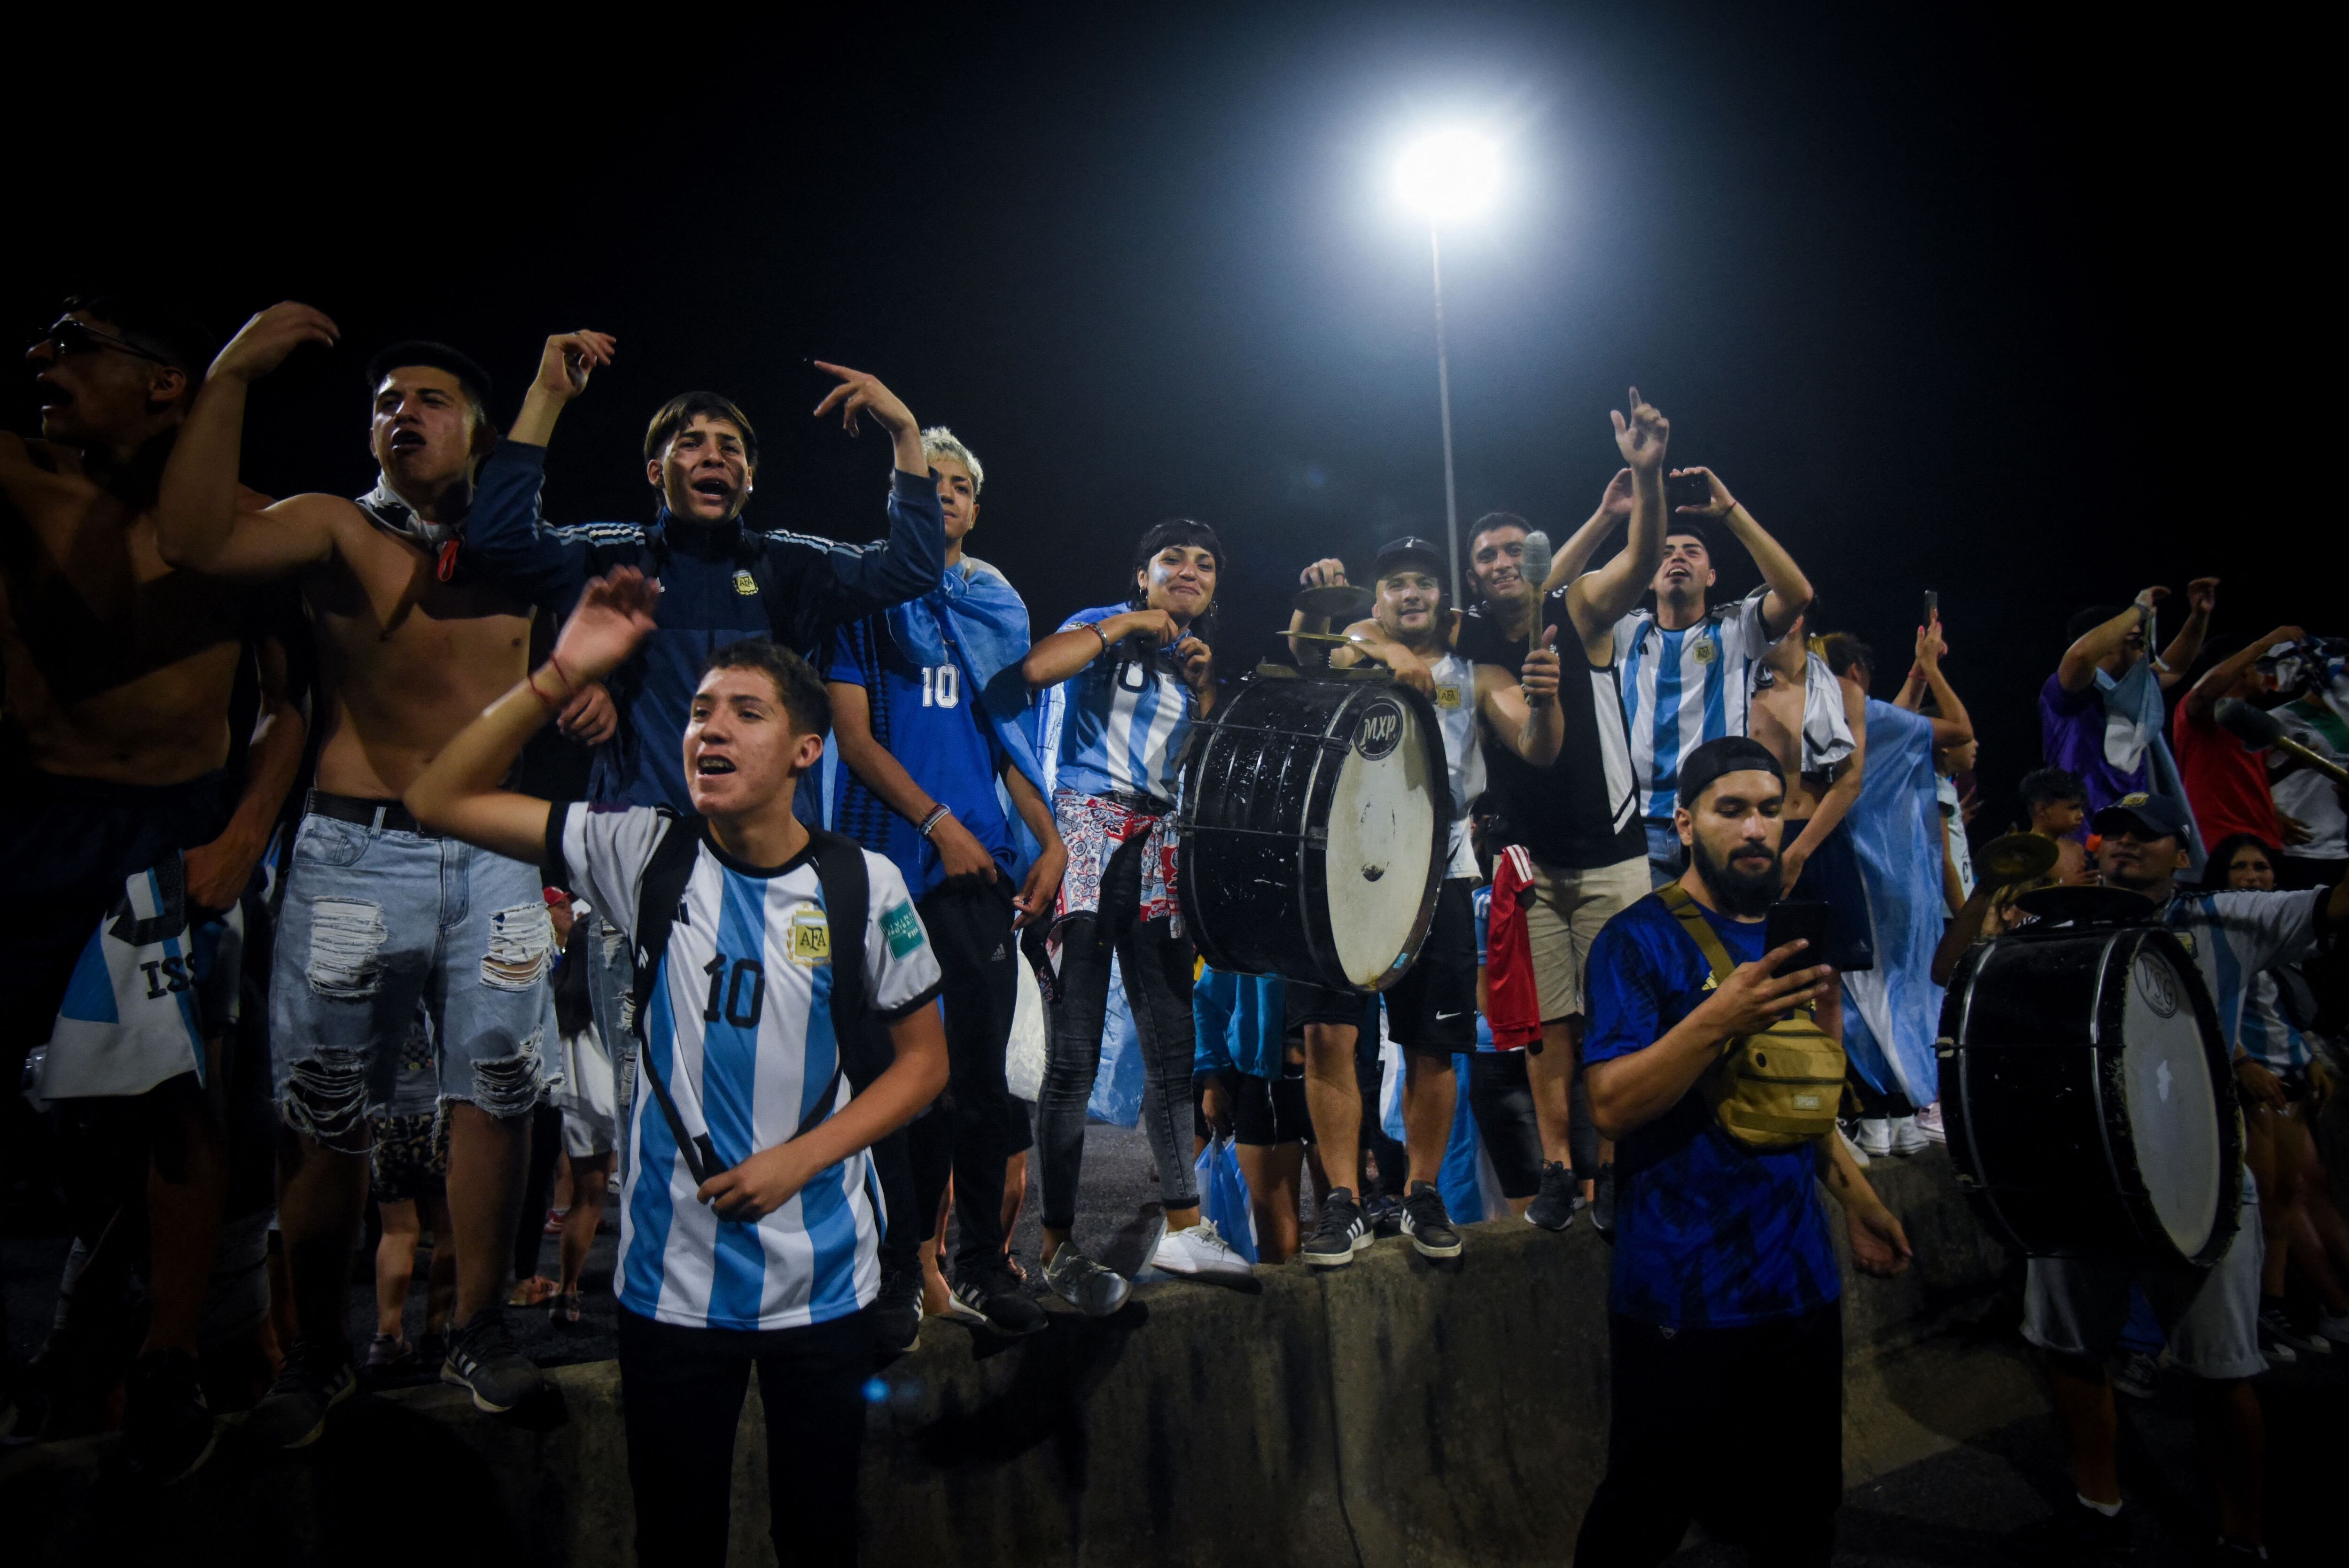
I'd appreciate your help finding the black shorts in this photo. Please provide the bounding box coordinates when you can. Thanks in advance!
[1003,1095,1035,1157]
[1195,1069,1315,1148]
[1283,878,1478,1057]
[1283,980,1380,1036]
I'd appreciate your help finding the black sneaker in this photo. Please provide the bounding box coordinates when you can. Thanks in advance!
[244,1338,356,1449]
[1363,1191,1404,1238]
[947,1264,1048,1336]
[441,1307,546,1414]
[123,1349,218,1483]
[1302,1188,1372,1270]
[1525,1162,1579,1232]
[2004,1496,2133,1564]
[871,1259,924,1357]
[1400,1181,1462,1259]
[1591,1163,1617,1241]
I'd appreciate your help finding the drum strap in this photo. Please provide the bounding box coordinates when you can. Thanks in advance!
[1655,885,1846,1149]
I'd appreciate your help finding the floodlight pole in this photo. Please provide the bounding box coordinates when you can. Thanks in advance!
[1429,222,1462,608]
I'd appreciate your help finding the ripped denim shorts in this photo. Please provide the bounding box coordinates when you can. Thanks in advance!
[268,801,554,1149]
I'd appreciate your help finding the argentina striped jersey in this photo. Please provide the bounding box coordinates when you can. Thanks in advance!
[551,805,943,1331]
[1039,603,1197,803]
[2158,887,2323,1053]
[1614,590,1774,821]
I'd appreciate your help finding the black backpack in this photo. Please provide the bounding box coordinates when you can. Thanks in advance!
[626,813,890,1186]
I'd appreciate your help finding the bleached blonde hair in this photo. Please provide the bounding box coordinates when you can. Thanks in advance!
[921,427,984,493]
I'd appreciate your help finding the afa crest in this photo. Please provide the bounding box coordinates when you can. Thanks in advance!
[733,569,759,597]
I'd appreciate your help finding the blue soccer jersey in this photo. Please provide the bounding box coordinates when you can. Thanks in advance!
[1039,603,1197,803]
[1613,591,1774,822]
[825,616,1015,900]
[1583,892,1841,1328]
[550,805,943,1332]
[1470,884,1496,1052]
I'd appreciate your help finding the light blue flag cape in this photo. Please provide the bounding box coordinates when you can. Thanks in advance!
[1840,699,1946,1107]
[2094,659,2203,875]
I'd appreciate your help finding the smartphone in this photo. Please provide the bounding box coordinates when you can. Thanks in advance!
[1922,589,1937,626]
[1666,471,1711,513]
[1763,900,1834,978]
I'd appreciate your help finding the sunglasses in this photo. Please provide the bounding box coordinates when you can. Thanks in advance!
[29,318,174,365]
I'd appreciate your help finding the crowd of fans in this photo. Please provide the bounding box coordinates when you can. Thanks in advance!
[3,292,2344,1568]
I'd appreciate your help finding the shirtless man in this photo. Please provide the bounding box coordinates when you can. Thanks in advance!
[154,302,600,1443]
[2,296,306,1478]
[1747,606,1867,952]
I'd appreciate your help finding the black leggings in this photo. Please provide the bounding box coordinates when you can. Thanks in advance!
[1468,1052,1544,1200]
[1038,832,1199,1233]
[617,1306,869,1567]
[903,878,1019,1276]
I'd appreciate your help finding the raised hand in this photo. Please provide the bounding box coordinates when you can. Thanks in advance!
[1670,466,1736,518]
[1521,624,1561,708]
[2186,577,2220,618]
[2132,585,2171,615]
[811,361,916,439]
[1610,386,1670,473]
[1915,617,1948,670]
[1299,558,1348,588]
[1598,467,1635,522]
[532,330,615,404]
[552,567,662,683]
[211,302,340,382]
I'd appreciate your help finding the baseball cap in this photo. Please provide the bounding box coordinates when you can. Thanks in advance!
[2090,792,2194,841]
[1676,736,1785,807]
[1373,536,1447,582]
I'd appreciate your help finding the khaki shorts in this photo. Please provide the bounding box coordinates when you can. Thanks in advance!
[1521,853,1651,1023]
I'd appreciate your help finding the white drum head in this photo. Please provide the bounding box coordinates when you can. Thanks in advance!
[2119,949,2222,1258]
[1322,694,1438,986]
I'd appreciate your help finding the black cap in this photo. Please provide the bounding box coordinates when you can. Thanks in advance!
[1373,536,1446,582]
[2091,792,2194,842]
[1676,736,1785,807]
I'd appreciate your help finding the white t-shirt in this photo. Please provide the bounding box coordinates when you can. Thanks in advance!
[2269,700,2348,861]
[551,805,943,1332]
[2159,887,2325,1048]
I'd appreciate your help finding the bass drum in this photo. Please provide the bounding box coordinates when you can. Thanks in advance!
[1938,922,2240,1268]
[1178,668,1448,992]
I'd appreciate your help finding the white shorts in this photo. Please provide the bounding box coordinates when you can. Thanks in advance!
[552,1023,617,1158]
[2021,1187,2264,1381]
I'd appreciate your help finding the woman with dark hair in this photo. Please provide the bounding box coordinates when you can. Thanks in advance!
[2203,833,2349,1359]
[1019,520,1252,1312]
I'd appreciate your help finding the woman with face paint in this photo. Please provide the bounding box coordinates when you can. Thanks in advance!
[1018,520,1253,1312]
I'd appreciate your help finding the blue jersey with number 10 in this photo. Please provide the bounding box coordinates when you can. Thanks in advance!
[1040,603,1197,804]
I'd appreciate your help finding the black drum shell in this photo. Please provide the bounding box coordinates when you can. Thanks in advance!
[1937,924,2241,1269]
[1177,669,1448,992]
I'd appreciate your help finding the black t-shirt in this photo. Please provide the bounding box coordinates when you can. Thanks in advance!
[1456,592,1645,869]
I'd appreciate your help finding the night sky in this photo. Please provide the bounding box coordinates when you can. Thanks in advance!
[7,5,2305,827]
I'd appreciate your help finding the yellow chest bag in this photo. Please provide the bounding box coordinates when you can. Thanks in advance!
[1656,885,1845,1150]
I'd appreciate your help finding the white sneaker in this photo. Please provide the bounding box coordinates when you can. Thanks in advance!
[1151,1220,1254,1281]
[1857,1118,1895,1157]
[1890,1115,1929,1157]
[1914,1103,1946,1144]
[1837,1122,1872,1167]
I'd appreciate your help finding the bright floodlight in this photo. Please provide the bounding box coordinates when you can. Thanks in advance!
[1396,130,1501,222]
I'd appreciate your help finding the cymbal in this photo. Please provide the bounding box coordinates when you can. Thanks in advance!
[2013,885,2158,926]
[1294,583,1372,622]
[1287,630,1353,644]
[1977,832,2059,884]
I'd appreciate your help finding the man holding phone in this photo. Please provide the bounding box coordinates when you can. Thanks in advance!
[1575,736,1911,1567]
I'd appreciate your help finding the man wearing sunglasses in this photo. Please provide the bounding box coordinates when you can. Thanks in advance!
[2,295,309,1478]
[151,301,594,1445]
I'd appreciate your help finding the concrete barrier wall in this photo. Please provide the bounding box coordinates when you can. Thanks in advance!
[2,1151,2046,1567]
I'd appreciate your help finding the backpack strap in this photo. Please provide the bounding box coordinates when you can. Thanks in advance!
[1656,883,1738,988]
[629,810,721,1185]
